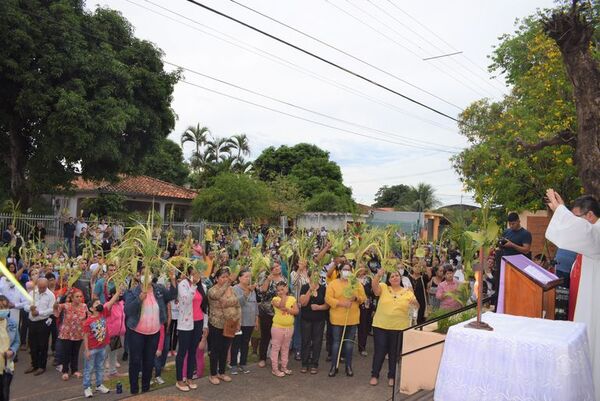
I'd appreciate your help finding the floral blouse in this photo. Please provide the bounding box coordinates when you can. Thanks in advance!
[58,302,89,341]
[207,284,241,329]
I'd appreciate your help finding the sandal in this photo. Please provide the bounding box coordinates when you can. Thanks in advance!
[61,373,69,381]
[388,378,395,387]
[208,376,220,385]
[73,372,82,379]
[310,368,318,375]
[272,370,285,377]
[258,360,266,368]
[283,369,293,375]
[220,374,232,382]
[186,380,198,389]
[175,382,190,392]
[369,377,378,386]
[300,367,308,374]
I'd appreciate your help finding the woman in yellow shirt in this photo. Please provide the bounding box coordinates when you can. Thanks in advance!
[325,263,366,378]
[370,268,418,387]
[270,282,299,377]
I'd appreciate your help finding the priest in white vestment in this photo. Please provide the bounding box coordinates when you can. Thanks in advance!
[545,189,600,397]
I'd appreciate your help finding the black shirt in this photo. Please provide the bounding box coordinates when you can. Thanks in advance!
[300,284,328,321]
[502,227,532,259]
[64,222,76,238]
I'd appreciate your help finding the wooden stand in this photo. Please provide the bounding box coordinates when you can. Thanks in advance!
[502,255,562,319]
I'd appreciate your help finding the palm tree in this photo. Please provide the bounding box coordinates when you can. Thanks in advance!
[411,182,440,212]
[228,133,250,163]
[205,136,233,163]
[180,124,210,171]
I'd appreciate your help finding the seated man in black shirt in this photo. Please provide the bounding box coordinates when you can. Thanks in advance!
[500,212,532,259]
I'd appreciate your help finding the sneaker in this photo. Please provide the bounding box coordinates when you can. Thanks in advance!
[84,388,93,398]
[239,366,250,374]
[155,376,165,385]
[231,366,238,375]
[360,351,368,357]
[55,364,63,372]
[96,384,110,394]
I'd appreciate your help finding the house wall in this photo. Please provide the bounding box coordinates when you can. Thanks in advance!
[296,213,365,231]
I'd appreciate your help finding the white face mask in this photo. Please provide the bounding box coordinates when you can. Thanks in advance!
[398,268,405,275]
[341,270,351,279]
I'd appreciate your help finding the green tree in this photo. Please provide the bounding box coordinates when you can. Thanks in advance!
[410,183,440,212]
[269,175,305,218]
[180,124,210,172]
[228,134,251,163]
[136,138,189,186]
[305,191,354,212]
[192,173,270,222]
[80,193,126,217]
[0,1,179,207]
[373,184,415,208]
[254,143,354,211]
[452,15,580,210]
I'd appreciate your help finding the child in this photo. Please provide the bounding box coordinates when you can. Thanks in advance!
[82,293,120,398]
[270,282,299,377]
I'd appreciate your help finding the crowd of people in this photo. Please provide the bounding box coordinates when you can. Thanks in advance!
[0,212,531,400]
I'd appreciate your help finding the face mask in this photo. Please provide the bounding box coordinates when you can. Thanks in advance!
[95,304,104,312]
[398,268,405,275]
[0,310,9,319]
[341,270,351,279]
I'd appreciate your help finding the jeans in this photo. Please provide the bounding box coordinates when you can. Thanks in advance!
[231,326,254,367]
[64,237,73,257]
[83,347,106,389]
[270,327,293,372]
[176,320,203,381]
[358,307,372,352]
[371,327,401,379]
[258,313,273,362]
[128,329,160,394]
[168,319,178,352]
[29,320,50,369]
[292,311,302,353]
[154,325,170,377]
[300,319,325,368]
[105,337,123,375]
[330,324,357,369]
[61,339,82,374]
[208,324,232,376]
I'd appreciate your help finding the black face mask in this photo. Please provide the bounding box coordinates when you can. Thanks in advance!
[95,304,104,312]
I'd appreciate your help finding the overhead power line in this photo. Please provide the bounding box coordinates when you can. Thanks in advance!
[164,61,463,152]
[179,78,460,153]
[228,0,463,111]
[129,0,457,134]
[182,0,459,122]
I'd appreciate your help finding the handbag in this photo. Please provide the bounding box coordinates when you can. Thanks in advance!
[109,335,122,351]
[222,318,239,338]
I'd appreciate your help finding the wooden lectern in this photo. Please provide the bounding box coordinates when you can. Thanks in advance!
[499,255,563,320]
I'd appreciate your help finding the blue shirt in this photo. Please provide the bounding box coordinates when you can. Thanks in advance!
[555,248,577,273]
[502,227,532,258]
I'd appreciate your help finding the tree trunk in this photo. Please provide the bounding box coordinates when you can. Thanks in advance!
[544,2,600,199]
[7,125,30,209]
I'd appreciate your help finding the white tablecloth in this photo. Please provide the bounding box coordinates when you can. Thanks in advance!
[434,312,595,401]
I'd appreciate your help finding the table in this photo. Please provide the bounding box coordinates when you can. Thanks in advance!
[434,312,595,401]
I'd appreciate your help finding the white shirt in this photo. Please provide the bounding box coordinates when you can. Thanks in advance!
[25,289,56,321]
[176,280,208,331]
[75,221,87,237]
[0,277,29,310]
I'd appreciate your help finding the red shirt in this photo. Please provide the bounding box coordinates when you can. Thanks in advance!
[58,303,88,341]
[192,290,204,322]
[83,310,110,349]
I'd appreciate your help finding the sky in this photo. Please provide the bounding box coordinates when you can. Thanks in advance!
[90,0,556,206]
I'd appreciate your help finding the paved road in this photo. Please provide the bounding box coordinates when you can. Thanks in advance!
[12,341,406,401]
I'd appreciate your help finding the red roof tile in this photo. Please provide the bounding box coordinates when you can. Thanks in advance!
[71,175,197,200]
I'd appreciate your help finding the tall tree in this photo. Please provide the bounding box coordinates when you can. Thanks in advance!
[180,124,210,172]
[192,173,271,222]
[373,184,414,208]
[452,14,581,210]
[543,1,600,198]
[254,143,355,212]
[0,1,179,207]
[206,136,233,163]
[228,133,251,163]
[136,138,189,186]
[410,183,440,212]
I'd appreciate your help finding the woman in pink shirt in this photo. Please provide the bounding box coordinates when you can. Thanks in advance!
[104,287,126,377]
[435,266,462,311]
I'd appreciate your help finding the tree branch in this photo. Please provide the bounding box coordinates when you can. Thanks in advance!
[516,130,576,152]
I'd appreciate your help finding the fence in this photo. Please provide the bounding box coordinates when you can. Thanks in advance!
[0,213,235,249]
